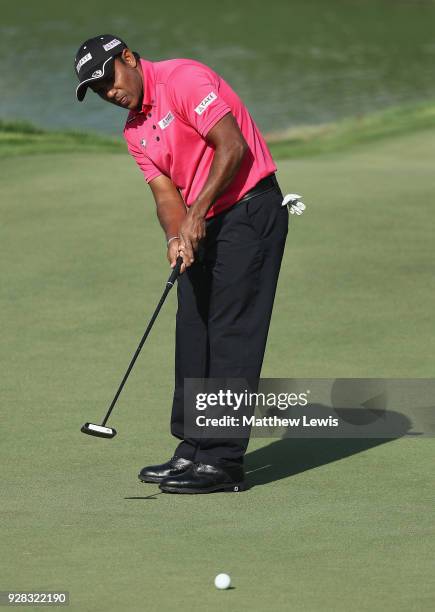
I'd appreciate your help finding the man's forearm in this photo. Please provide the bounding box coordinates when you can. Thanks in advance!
[190,141,247,218]
[156,197,187,241]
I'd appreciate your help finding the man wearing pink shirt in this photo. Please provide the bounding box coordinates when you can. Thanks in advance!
[75,34,289,494]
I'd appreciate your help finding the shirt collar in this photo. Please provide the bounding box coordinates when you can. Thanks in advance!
[139,58,156,109]
[126,58,156,123]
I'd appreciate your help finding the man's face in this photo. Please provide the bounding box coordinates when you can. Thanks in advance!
[90,49,143,111]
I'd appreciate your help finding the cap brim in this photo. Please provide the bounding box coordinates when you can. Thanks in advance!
[76,56,115,101]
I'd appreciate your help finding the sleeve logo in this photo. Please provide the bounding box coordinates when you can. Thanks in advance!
[194,91,217,115]
[76,53,92,73]
[103,38,121,51]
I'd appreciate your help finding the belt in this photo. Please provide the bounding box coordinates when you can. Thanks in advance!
[236,174,278,205]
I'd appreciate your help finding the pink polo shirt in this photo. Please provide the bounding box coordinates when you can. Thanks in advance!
[123,58,276,219]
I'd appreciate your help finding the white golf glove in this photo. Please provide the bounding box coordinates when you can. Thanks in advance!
[282,193,306,216]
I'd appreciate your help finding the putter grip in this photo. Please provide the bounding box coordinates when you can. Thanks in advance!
[167,256,183,286]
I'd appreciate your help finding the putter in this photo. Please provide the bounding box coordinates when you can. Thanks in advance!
[81,256,183,439]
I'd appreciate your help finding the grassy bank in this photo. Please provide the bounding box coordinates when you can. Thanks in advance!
[0,119,124,156]
[1,100,435,159]
[267,100,435,158]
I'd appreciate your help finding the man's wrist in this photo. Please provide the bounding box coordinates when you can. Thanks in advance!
[188,199,210,219]
[166,235,179,246]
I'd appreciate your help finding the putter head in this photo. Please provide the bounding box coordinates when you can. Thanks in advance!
[81,422,117,439]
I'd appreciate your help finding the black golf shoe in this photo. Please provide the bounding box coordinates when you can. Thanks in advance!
[159,462,247,494]
[138,456,193,484]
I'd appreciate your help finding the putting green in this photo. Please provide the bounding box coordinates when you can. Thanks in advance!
[1,129,434,611]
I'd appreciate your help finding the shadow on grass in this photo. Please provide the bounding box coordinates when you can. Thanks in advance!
[124,493,163,500]
[245,407,412,488]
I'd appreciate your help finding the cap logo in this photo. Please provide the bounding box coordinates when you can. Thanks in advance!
[76,52,92,73]
[103,38,121,51]
[92,69,103,78]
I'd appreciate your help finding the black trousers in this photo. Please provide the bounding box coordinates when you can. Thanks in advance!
[171,175,288,467]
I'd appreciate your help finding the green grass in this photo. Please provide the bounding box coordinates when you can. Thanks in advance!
[0,119,124,156]
[266,100,435,158]
[2,100,435,158]
[0,126,434,611]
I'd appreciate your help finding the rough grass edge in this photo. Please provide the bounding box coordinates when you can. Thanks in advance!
[0,119,124,156]
[1,100,435,160]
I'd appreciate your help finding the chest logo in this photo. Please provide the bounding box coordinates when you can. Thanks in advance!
[140,139,147,148]
[158,111,175,130]
[194,91,217,115]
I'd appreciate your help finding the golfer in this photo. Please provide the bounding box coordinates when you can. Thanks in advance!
[75,34,300,494]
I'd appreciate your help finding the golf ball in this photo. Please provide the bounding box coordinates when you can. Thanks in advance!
[214,573,231,590]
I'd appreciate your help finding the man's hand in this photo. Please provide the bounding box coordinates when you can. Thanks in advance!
[178,208,206,268]
[167,237,189,274]
[167,237,181,266]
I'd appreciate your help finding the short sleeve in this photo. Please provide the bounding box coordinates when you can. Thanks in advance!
[124,138,162,184]
[168,63,231,138]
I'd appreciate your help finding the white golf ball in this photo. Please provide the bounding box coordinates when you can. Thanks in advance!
[214,573,231,590]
